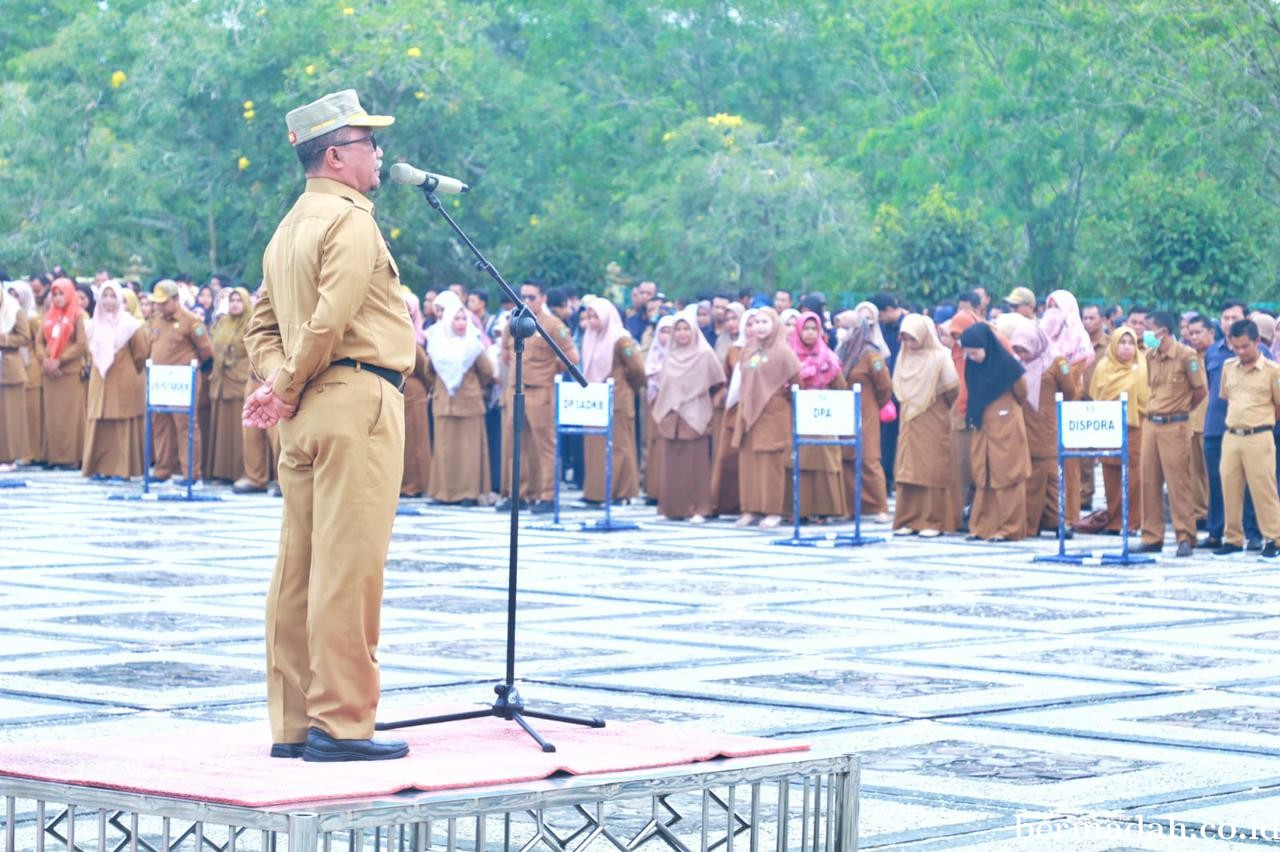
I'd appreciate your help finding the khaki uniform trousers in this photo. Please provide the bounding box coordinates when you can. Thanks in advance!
[266,367,404,742]
[1080,456,1096,508]
[1190,432,1209,521]
[1221,431,1280,546]
[1140,420,1196,547]
[500,386,556,502]
[152,411,202,480]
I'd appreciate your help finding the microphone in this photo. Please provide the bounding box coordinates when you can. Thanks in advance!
[389,162,469,194]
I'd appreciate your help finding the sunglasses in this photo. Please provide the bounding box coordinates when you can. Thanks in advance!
[331,134,378,151]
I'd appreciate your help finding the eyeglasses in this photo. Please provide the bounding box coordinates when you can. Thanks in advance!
[330,134,378,151]
[520,293,539,302]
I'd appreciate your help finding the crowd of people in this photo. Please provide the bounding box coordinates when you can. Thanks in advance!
[3,269,1280,556]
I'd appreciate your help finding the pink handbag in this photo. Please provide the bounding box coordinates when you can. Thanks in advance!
[879,399,897,424]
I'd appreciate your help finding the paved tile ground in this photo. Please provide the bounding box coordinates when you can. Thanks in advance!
[2,469,1280,850]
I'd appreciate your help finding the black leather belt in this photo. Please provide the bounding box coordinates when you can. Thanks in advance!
[1228,425,1273,436]
[331,358,405,392]
[1147,413,1189,424]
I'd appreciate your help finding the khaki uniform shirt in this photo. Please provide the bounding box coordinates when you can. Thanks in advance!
[149,306,213,368]
[1145,339,1205,416]
[1190,351,1209,432]
[501,310,579,393]
[1220,356,1280,430]
[247,177,415,404]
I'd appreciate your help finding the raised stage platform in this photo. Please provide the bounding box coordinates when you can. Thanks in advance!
[1,749,858,851]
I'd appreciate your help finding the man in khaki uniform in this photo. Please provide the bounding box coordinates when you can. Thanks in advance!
[1212,318,1280,560]
[497,278,579,513]
[1135,311,1207,557]
[244,89,413,762]
[1003,286,1036,320]
[148,279,214,484]
[1079,303,1110,511]
[1186,314,1213,524]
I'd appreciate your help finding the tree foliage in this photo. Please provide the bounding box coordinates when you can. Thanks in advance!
[1,0,1277,310]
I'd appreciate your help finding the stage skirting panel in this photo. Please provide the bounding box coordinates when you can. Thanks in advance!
[1,750,859,851]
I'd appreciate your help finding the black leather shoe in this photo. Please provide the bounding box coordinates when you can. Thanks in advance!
[1212,543,1243,557]
[270,742,305,759]
[1259,541,1279,561]
[233,480,267,494]
[1175,540,1193,558]
[1199,535,1223,549]
[529,500,554,514]
[301,727,409,762]
[1247,538,1264,552]
[494,498,528,512]
[1133,542,1163,554]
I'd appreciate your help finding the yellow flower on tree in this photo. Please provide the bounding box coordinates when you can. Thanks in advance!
[529,214,540,227]
[238,156,250,171]
[243,109,255,121]
[111,70,127,88]
[305,64,316,75]
[243,100,254,110]
[390,227,402,240]
[342,7,354,16]
[661,131,675,143]
[406,47,422,58]
[706,113,743,129]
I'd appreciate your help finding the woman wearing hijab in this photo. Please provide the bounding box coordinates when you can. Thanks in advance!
[785,311,848,521]
[581,297,647,504]
[892,314,960,535]
[654,309,726,522]
[1086,326,1148,534]
[204,287,253,482]
[6,281,43,465]
[710,307,756,516]
[642,315,677,504]
[960,323,1032,541]
[37,278,88,469]
[399,289,434,499]
[1042,289,1094,529]
[733,307,803,528]
[0,284,33,469]
[82,281,150,479]
[426,300,495,504]
[837,309,893,522]
[1010,320,1077,536]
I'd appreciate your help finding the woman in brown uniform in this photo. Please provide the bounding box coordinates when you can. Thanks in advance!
[654,309,725,522]
[7,281,43,466]
[0,284,32,470]
[37,278,87,469]
[892,314,959,536]
[206,287,254,482]
[581,297,646,504]
[838,309,893,522]
[785,311,847,521]
[710,308,756,517]
[1087,326,1147,533]
[82,281,150,479]
[400,290,433,498]
[734,307,802,529]
[426,300,495,504]
[1010,320,1077,536]
[960,322,1031,541]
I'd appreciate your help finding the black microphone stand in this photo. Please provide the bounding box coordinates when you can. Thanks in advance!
[377,177,604,752]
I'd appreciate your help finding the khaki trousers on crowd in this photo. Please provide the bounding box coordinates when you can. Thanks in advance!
[1221,431,1280,546]
[152,411,202,480]
[242,420,281,487]
[500,387,556,502]
[1140,420,1195,547]
[1190,431,1209,521]
[266,367,404,743]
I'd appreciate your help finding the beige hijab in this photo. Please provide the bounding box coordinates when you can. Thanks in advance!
[892,313,958,422]
[738,307,802,431]
[653,308,726,434]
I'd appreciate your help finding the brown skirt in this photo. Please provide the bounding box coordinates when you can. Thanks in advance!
[42,371,85,465]
[892,483,955,532]
[401,383,432,497]
[738,445,787,516]
[584,414,639,501]
[644,417,663,502]
[785,466,848,518]
[970,482,1028,541]
[25,386,43,462]
[710,405,741,516]
[0,383,29,463]
[1026,456,1061,534]
[658,435,712,519]
[206,397,246,482]
[843,456,888,516]
[82,416,144,479]
[429,414,491,502]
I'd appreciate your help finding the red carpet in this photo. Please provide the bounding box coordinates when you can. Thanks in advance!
[0,708,808,807]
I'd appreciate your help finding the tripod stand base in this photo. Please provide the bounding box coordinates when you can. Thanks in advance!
[375,684,605,752]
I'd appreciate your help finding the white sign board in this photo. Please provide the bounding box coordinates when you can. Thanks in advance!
[558,381,611,428]
[1060,400,1124,449]
[795,389,857,437]
[148,364,196,408]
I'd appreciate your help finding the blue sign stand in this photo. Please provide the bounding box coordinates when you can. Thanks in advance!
[112,359,220,503]
[1034,392,1150,565]
[773,383,884,548]
[530,376,639,533]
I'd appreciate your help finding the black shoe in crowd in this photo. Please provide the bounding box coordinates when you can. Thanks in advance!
[1212,543,1243,557]
[494,498,528,512]
[1260,541,1279,561]
[529,500,554,514]
[1247,538,1264,552]
[1175,540,1193,558]
[301,727,408,762]
[1199,534,1223,549]
[1133,542,1162,554]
